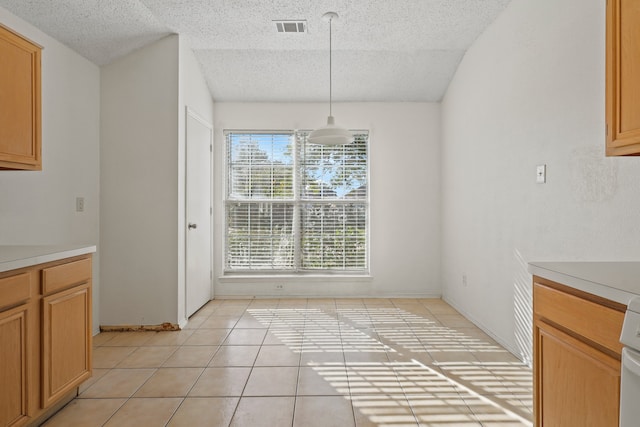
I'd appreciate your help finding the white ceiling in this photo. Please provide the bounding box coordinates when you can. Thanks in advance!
[0,0,511,102]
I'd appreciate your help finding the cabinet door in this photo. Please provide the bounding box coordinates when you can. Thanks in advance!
[534,320,620,426]
[41,284,91,407]
[0,305,29,427]
[606,0,640,155]
[0,25,41,170]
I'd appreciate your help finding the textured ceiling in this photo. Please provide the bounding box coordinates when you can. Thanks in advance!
[0,0,511,102]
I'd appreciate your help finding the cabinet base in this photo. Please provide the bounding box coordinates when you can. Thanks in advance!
[26,389,77,427]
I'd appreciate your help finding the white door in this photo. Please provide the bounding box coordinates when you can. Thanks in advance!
[186,108,212,317]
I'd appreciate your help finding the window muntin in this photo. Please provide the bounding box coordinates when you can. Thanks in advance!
[225,131,368,273]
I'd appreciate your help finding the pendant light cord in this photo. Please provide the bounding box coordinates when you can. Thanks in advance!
[308,12,351,145]
[329,15,333,118]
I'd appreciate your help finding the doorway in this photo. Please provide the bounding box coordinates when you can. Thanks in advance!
[185,107,213,317]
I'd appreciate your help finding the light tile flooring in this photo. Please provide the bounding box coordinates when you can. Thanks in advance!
[44,298,533,427]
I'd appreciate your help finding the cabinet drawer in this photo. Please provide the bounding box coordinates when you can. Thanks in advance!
[534,282,625,355]
[42,258,91,295]
[0,272,31,310]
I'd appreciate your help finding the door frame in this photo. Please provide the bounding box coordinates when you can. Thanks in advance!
[185,106,214,318]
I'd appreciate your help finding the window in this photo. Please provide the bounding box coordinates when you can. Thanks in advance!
[225,130,368,273]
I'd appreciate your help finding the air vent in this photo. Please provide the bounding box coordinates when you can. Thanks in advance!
[274,20,307,33]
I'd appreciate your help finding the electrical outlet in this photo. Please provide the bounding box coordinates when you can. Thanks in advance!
[76,197,85,212]
[275,284,284,291]
[462,274,468,287]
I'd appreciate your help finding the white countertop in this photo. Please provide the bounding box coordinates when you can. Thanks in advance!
[528,262,640,306]
[0,244,97,273]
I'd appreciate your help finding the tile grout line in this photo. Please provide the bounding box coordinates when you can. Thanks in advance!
[227,305,273,427]
[336,301,359,427]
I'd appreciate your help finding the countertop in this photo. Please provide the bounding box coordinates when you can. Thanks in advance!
[0,244,97,273]
[528,262,640,307]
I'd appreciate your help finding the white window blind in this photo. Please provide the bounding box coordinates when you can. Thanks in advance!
[225,131,368,273]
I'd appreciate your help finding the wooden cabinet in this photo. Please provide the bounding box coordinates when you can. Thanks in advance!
[0,304,30,427]
[0,271,33,427]
[0,255,92,427]
[606,0,640,156]
[41,259,92,407]
[0,24,42,170]
[533,277,626,426]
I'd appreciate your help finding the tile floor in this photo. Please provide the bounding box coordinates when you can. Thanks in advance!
[43,298,533,427]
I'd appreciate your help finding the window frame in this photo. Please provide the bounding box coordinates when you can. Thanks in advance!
[223,129,370,275]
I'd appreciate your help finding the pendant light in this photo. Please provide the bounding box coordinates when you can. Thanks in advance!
[308,12,353,145]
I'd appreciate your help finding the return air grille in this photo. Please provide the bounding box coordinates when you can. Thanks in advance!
[274,20,307,33]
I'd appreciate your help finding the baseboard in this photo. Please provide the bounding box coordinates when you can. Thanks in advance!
[442,295,530,366]
[178,317,189,329]
[213,293,442,299]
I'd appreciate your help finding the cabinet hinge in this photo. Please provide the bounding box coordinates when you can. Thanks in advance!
[210,145,213,152]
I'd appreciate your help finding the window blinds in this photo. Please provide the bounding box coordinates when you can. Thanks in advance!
[225,131,368,273]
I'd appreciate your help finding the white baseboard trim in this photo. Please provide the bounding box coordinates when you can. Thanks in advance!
[213,293,442,299]
[178,317,189,329]
[442,295,530,366]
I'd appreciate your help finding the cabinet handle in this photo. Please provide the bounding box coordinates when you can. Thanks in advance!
[188,223,197,230]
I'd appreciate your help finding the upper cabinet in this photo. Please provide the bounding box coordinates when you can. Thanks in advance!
[606,0,640,156]
[0,24,41,170]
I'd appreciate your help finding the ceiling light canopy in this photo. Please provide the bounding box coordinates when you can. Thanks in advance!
[308,12,353,146]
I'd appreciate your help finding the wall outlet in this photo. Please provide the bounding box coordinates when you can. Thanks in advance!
[462,274,468,287]
[76,197,85,212]
[275,284,284,291]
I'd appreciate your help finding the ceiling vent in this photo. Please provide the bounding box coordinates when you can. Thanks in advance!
[274,20,307,33]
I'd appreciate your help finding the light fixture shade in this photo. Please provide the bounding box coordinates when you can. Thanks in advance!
[308,116,353,145]
[310,12,353,146]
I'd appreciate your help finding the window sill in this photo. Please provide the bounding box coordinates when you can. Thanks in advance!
[218,274,373,283]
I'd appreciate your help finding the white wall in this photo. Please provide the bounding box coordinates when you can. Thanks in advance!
[100,34,213,327]
[177,37,215,322]
[213,102,441,298]
[441,0,640,361]
[100,35,180,326]
[0,6,101,331]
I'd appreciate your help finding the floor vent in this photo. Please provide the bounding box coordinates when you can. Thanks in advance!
[274,20,307,33]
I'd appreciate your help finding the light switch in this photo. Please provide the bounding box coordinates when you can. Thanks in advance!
[536,165,546,184]
[76,197,85,212]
